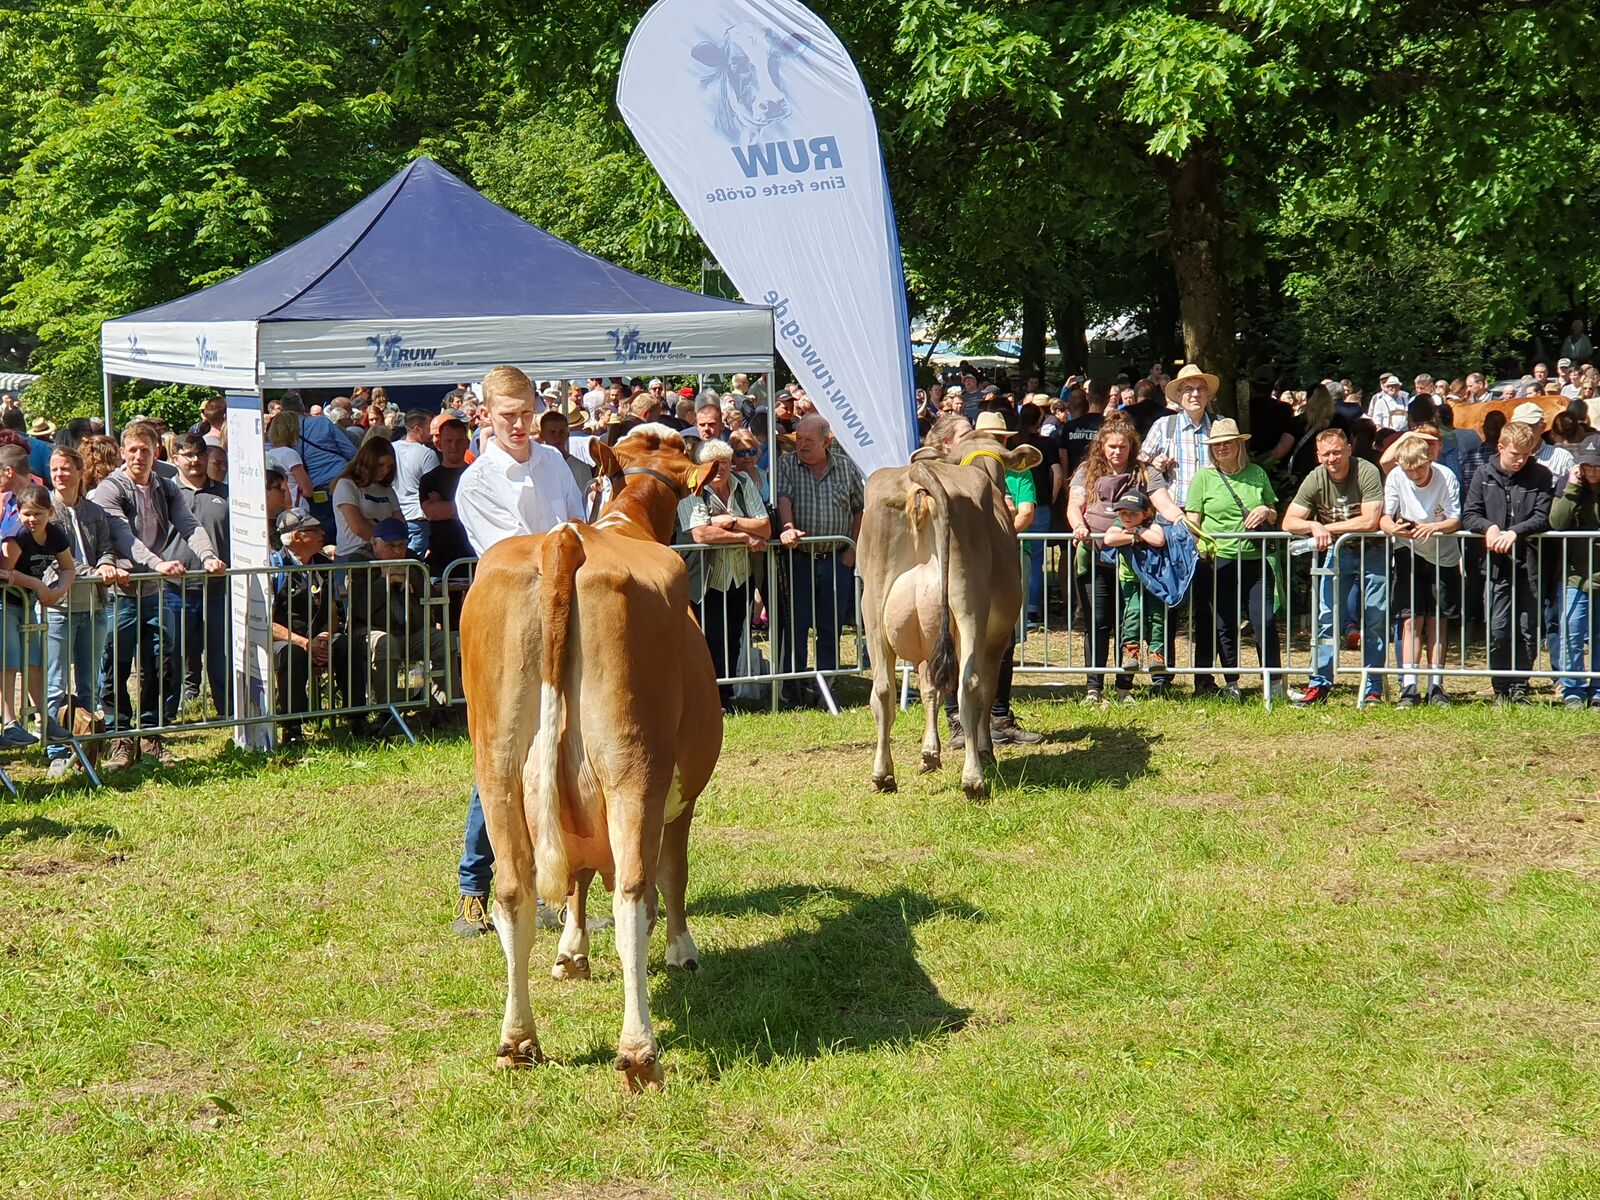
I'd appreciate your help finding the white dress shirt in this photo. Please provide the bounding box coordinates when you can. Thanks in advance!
[455,437,586,554]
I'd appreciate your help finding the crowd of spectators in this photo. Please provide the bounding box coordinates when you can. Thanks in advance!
[918,342,1600,709]
[2,339,1596,781]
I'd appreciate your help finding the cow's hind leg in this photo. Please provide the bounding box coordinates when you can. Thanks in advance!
[657,807,699,971]
[491,864,544,1068]
[868,630,899,792]
[552,868,595,981]
[918,661,942,774]
[609,795,666,1092]
[955,647,989,799]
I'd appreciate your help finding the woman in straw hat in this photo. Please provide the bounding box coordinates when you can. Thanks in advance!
[1184,417,1283,700]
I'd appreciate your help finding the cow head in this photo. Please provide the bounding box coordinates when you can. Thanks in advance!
[692,23,806,141]
[925,431,1042,497]
[602,424,708,542]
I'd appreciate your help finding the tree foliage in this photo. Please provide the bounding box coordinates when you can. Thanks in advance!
[0,0,1596,418]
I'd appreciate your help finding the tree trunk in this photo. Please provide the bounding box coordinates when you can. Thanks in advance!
[1052,297,1087,381]
[1019,292,1047,390]
[1154,262,1180,368]
[1162,146,1237,418]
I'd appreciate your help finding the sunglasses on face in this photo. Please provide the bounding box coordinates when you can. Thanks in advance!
[734,448,760,459]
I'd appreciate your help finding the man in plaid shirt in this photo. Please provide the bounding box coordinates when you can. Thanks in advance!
[775,414,864,705]
[1142,363,1217,506]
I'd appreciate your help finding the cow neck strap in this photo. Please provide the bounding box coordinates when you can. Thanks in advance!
[959,448,1006,468]
[621,465,682,491]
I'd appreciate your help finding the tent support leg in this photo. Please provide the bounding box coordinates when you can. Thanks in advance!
[102,371,115,437]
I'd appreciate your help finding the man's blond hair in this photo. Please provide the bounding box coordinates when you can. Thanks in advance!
[1499,421,1539,454]
[482,365,534,406]
[1395,434,1433,471]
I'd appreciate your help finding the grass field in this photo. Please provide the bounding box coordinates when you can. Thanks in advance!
[3,695,1599,1199]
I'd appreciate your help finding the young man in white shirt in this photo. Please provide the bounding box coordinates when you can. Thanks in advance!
[452,366,586,937]
[1380,432,1461,707]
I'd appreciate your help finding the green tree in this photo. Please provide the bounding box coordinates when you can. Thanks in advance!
[0,0,454,417]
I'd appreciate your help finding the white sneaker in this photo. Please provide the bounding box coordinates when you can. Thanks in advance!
[46,757,72,780]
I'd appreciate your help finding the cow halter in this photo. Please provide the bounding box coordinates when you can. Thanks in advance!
[586,465,686,523]
[959,448,1007,468]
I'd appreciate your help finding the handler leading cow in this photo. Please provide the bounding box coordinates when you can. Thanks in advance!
[858,412,1042,798]
[459,367,719,1092]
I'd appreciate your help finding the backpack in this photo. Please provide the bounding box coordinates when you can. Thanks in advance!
[1085,470,1136,533]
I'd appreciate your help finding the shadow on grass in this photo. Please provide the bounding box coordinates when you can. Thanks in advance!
[0,815,121,843]
[993,722,1159,791]
[595,883,974,1071]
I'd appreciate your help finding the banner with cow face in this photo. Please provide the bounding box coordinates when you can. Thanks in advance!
[619,0,917,475]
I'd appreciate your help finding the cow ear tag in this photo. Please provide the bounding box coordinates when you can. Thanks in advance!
[687,466,704,493]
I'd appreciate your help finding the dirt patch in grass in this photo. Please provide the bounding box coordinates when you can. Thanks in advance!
[1397,816,1600,881]
[3,851,127,876]
[518,1183,668,1200]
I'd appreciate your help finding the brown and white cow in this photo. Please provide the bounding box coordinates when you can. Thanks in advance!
[857,431,1041,798]
[460,426,720,1091]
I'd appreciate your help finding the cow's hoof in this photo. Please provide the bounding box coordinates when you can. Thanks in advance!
[613,1047,664,1093]
[551,954,591,981]
[961,779,989,802]
[919,752,941,774]
[495,1037,544,1070]
[872,773,897,793]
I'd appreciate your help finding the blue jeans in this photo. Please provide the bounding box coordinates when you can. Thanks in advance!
[1554,586,1600,700]
[406,518,429,557]
[45,604,107,761]
[104,591,178,732]
[459,785,494,896]
[1026,508,1051,618]
[781,550,856,675]
[1310,547,1387,691]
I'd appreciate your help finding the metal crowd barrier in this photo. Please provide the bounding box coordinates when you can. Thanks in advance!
[1012,529,1303,708]
[15,557,445,786]
[437,534,864,716]
[11,525,1600,788]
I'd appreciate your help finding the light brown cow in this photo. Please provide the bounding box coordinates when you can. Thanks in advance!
[1449,394,1565,437]
[857,431,1041,798]
[460,427,720,1092]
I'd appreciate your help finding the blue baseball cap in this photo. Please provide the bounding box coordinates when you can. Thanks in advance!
[372,517,408,543]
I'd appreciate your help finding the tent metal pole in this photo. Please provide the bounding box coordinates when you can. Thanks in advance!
[102,370,114,436]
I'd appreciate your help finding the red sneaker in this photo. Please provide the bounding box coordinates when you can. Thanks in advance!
[1292,684,1330,708]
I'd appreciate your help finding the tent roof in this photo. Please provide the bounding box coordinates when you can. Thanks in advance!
[120,157,758,324]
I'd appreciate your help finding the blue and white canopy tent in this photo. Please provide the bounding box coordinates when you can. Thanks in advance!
[99,157,775,421]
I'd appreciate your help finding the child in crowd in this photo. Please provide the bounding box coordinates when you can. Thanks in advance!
[0,485,75,744]
[1102,490,1168,674]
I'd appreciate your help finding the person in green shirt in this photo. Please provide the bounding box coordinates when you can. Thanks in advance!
[1104,491,1167,673]
[1184,418,1282,700]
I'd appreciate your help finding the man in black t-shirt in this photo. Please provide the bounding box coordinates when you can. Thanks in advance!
[1057,385,1106,477]
[418,418,474,579]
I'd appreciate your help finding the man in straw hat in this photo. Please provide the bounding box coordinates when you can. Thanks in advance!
[1142,362,1218,507]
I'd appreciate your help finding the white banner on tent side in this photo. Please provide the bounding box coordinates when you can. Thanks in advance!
[618,0,916,476]
[225,394,275,752]
[101,321,258,390]
[255,312,775,388]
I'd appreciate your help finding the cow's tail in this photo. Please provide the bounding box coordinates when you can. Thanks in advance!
[533,525,585,909]
[910,462,958,698]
